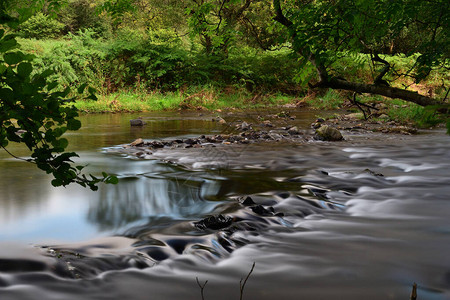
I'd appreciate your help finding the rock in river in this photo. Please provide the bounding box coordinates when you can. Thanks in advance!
[130,118,146,126]
[314,125,344,141]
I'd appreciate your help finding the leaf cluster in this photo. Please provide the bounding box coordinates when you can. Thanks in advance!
[0,26,116,190]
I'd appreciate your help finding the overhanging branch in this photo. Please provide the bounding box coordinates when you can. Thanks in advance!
[323,78,440,106]
[272,0,441,107]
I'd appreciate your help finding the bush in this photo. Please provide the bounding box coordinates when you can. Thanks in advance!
[105,28,189,91]
[58,0,112,37]
[18,13,65,39]
[18,29,107,91]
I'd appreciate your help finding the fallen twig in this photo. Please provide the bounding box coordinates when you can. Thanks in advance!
[410,282,417,300]
[196,277,208,300]
[239,262,256,300]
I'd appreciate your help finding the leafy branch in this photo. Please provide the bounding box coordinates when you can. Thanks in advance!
[0,14,117,191]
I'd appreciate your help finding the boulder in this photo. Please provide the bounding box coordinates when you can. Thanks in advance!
[130,119,146,126]
[130,138,144,146]
[287,126,299,135]
[314,125,344,141]
[194,214,233,230]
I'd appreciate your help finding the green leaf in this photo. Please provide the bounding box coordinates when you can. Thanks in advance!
[0,37,18,52]
[67,119,81,131]
[52,138,69,149]
[77,83,88,94]
[17,62,32,78]
[51,178,63,187]
[4,52,25,65]
[47,81,58,91]
[105,175,119,184]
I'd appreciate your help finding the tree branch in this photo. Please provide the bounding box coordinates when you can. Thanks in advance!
[323,77,440,106]
[273,0,293,27]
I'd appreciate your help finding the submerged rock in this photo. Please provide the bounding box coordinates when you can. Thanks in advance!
[238,196,256,206]
[130,119,146,126]
[194,214,233,230]
[314,125,344,141]
[287,126,299,135]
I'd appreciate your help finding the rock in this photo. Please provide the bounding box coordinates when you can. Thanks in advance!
[311,118,325,129]
[194,215,233,230]
[287,126,299,135]
[311,122,322,129]
[314,125,344,141]
[130,138,144,146]
[130,119,145,126]
[364,169,384,177]
[250,205,275,216]
[238,196,256,206]
[345,113,364,120]
[184,138,197,145]
[378,114,390,120]
[212,117,226,124]
[375,103,388,110]
[262,120,273,127]
[236,121,251,131]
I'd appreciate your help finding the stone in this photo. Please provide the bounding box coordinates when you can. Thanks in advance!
[130,119,145,126]
[250,205,275,216]
[263,120,273,127]
[345,113,364,120]
[236,121,251,131]
[311,122,322,129]
[287,126,299,135]
[314,125,344,141]
[238,196,256,206]
[130,138,144,146]
[194,215,233,230]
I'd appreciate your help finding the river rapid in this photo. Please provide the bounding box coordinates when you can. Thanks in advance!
[0,110,449,300]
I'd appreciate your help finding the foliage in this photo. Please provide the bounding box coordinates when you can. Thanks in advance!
[17,12,65,39]
[0,5,117,190]
[104,28,188,91]
[276,0,449,85]
[59,0,112,37]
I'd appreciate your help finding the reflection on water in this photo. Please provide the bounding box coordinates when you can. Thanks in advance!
[1,110,450,300]
[88,175,221,230]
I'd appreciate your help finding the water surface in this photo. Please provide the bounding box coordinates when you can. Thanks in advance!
[1,110,449,300]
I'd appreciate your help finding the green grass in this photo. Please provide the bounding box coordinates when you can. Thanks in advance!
[74,89,299,113]
[387,101,443,128]
[306,89,345,109]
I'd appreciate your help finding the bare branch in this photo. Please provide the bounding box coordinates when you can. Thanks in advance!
[239,262,255,300]
[196,277,208,300]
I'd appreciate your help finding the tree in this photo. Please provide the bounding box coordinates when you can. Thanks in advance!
[0,1,118,190]
[272,0,449,107]
[186,0,253,56]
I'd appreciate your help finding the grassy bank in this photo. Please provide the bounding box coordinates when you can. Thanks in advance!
[73,87,447,130]
[74,89,298,113]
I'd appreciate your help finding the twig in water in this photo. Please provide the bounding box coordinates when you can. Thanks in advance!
[410,282,417,300]
[239,262,256,300]
[196,277,208,300]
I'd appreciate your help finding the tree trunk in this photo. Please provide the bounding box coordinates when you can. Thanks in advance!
[272,0,440,107]
[323,78,440,106]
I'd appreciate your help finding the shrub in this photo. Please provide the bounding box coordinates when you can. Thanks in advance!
[18,13,65,39]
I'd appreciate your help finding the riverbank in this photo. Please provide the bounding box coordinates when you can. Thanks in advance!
[74,88,447,131]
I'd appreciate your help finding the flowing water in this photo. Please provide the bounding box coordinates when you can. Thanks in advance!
[0,110,449,300]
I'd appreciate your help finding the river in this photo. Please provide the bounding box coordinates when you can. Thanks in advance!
[0,110,449,299]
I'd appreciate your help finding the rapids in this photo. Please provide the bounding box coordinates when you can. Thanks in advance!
[1,111,449,300]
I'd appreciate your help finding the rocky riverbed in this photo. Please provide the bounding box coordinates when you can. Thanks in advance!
[121,110,420,159]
